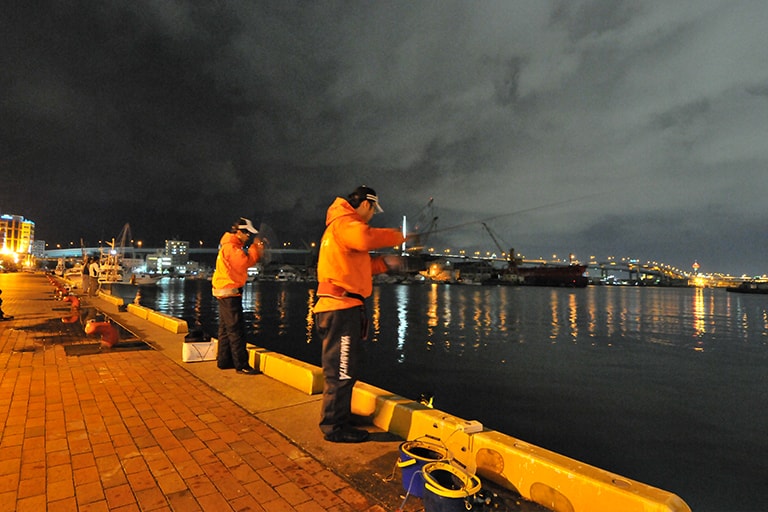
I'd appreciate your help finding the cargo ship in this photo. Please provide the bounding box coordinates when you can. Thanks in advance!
[486,248,589,287]
[512,261,588,287]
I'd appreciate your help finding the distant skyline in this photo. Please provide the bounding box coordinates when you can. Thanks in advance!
[2,1,768,276]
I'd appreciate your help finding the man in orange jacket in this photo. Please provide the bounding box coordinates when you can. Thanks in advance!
[314,186,407,443]
[212,217,264,374]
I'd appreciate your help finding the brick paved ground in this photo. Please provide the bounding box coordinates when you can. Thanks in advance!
[0,273,390,512]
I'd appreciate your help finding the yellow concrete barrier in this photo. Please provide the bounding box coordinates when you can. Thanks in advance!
[98,291,124,306]
[467,430,690,512]
[351,382,431,440]
[247,346,268,370]
[127,303,149,319]
[127,303,188,333]
[256,350,324,395]
[162,316,188,334]
[350,384,690,512]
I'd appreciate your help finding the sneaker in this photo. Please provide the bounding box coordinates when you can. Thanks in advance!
[236,366,258,375]
[324,427,370,443]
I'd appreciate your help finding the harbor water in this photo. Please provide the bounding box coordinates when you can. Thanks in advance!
[112,280,768,512]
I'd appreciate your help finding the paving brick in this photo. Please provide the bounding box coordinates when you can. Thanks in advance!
[337,485,374,509]
[166,489,203,512]
[104,483,137,509]
[186,475,217,498]
[303,483,347,509]
[47,477,75,501]
[78,499,110,512]
[196,492,236,511]
[47,496,78,512]
[275,480,312,505]
[259,496,297,512]
[155,471,187,495]
[75,480,105,506]
[73,466,101,488]
[46,462,72,483]
[257,465,290,488]
[15,493,47,512]
[134,486,167,510]
[16,475,45,500]
[244,477,280,503]
[126,469,156,492]
[295,500,331,512]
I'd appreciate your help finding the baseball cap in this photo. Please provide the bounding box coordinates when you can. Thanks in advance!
[351,185,384,213]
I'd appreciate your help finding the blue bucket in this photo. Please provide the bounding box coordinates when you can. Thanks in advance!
[397,440,451,498]
[422,461,482,512]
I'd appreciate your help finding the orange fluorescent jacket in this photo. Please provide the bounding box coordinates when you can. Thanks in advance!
[314,197,405,313]
[212,232,262,293]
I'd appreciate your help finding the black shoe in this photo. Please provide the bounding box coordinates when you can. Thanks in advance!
[236,366,258,375]
[324,427,370,443]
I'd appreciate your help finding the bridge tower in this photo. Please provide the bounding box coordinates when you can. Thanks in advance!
[628,259,639,283]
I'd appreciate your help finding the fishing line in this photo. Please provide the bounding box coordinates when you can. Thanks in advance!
[419,191,606,237]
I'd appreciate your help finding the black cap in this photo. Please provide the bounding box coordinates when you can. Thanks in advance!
[348,185,384,213]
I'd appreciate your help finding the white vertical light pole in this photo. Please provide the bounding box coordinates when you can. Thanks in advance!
[402,215,407,255]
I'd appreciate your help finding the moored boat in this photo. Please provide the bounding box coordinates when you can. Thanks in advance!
[512,262,589,287]
[726,281,768,294]
[490,247,588,287]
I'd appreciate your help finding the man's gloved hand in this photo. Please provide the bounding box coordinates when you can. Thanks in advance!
[382,254,406,272]
[404,233,422,251]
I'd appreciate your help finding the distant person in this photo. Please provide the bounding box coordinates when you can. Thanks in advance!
[313,185,410,443]
[87,257,100,296]
[0,289,13,321]
[212,217,264,374]
[81,255,90,292]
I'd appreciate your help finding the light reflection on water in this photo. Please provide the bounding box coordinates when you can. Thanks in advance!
[111,280,768,512]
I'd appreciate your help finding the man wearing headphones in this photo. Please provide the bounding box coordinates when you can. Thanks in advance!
[314,186,407,442]
[212,217,264,374]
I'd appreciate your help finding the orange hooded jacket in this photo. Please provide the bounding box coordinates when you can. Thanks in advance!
[313,197,405,313]
[211,232,262,296]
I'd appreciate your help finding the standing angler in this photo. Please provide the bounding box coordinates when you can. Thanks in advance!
[314,186,408,443]
[212,217,264,374]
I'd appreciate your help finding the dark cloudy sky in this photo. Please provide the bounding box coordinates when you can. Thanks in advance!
[2,1,767,276]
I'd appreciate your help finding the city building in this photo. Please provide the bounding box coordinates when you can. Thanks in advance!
[0,213,36,270]
[165,240,189,266]
[145,240,200,275]
[1,214,35,255]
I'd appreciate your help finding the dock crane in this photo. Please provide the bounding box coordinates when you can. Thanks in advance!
[481,223,514,263]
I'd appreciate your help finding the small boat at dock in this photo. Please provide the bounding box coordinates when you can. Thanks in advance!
[726,281,768,294]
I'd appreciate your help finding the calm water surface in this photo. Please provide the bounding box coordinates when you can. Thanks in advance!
[115,280,768,512]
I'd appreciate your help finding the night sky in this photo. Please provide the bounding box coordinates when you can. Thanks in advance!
[2,1,768,275]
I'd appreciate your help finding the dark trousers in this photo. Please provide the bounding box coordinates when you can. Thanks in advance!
[315,307,364,435]
[217,295,249,370]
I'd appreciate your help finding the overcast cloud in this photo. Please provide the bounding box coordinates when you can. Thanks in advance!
[2,1,767,275]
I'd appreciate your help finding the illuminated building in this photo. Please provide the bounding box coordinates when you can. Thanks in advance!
[146,240,193,274]
[165,240,189,266]
[1,214,35,255]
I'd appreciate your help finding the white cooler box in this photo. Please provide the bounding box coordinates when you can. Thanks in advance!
[182,337,218,363]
